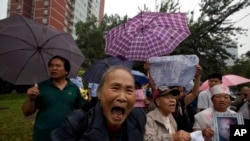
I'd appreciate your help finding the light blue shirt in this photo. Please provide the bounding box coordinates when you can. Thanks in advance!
[70,76,83,88]
[88,83,99,97]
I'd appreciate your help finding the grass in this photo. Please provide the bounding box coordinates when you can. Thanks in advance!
[0,93,34,141]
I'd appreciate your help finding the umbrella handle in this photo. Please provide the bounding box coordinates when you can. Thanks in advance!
[30,83,39,97]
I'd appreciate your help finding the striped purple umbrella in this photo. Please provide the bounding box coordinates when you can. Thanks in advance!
[105,12,190,61]
[82,57,133,83]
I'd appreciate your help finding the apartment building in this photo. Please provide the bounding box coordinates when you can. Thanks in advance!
[7,0,105,38]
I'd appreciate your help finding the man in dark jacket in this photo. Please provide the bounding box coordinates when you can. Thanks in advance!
[51,65,146,141]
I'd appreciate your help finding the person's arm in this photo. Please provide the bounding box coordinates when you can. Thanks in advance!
[143,62,157,93]
[87,88,92,102]
[22,99,36,116]
[184,65,202,107]
[231,95,244,107]
[196,109,203,113]
[193,127,214,139]
[22,85,39,116]
[78,77,83,88]
[87,83,92,102]
[51,109,86,141]
[147,72,157,93]
[172,130,191,141]
[193,114,214,139]
[196,91,209,113]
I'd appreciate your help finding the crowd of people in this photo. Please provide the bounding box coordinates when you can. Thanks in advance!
[21,55,250,141]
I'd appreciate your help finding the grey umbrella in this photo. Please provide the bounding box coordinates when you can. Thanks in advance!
[82,56,133,84]
[0,14,85,85]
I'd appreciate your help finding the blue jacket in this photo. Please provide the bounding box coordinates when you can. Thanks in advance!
[51,104,146,141]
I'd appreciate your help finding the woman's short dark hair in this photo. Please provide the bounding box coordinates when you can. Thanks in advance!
[48,55,71,75]
[208,72,222,81]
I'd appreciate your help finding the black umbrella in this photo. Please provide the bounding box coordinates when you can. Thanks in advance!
[0,14,85,85]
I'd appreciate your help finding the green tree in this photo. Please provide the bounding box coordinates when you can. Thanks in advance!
[75,16,103,68]
[226,52,250,89]
[159,0,250,80]
[159,0,180,12]
[246,50,250,58]
[75,14,128,69]
[228,52,250,78]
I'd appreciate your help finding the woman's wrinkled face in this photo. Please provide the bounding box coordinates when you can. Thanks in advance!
[155,94,177,116]
[212,94,231,112]
[98,69,136,128]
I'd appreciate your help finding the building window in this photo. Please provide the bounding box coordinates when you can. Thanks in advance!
[42,18,48,24]
[43,9,48,16]
[44,1,49,7]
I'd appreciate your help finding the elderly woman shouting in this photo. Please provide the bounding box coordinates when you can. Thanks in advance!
[51,66,146,141]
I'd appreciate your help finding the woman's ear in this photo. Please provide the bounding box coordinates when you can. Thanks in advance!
[97,92,101,100]
[155,98,160,107]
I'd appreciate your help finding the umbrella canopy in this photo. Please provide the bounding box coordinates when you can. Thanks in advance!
[82,57,133,84]
[105,12,190,61]
[131,70,148,86]
[0,14,85,85]
[199,74,250,91]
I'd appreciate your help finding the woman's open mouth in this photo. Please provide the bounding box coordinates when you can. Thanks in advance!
[111,106,125,121]
[168,103,176,108]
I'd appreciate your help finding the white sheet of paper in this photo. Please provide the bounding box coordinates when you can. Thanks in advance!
[149,55,199,87]
[190,130,204,141]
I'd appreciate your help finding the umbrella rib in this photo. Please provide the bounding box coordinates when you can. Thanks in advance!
[140,12,144,24]
[0,47,36,56]
[13,51,42,84]
[149,28,188,54]
[140,12,159,27]
[40,33,70,47]
[147,14,160,25]
[42,48,83,57]
[39,32,83,57]
[0,15,84,84]
[19,15,40,47]
[39,51,51,79]
[0,34,37,48]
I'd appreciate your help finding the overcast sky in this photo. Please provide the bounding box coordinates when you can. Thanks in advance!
[0,0,249,57]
